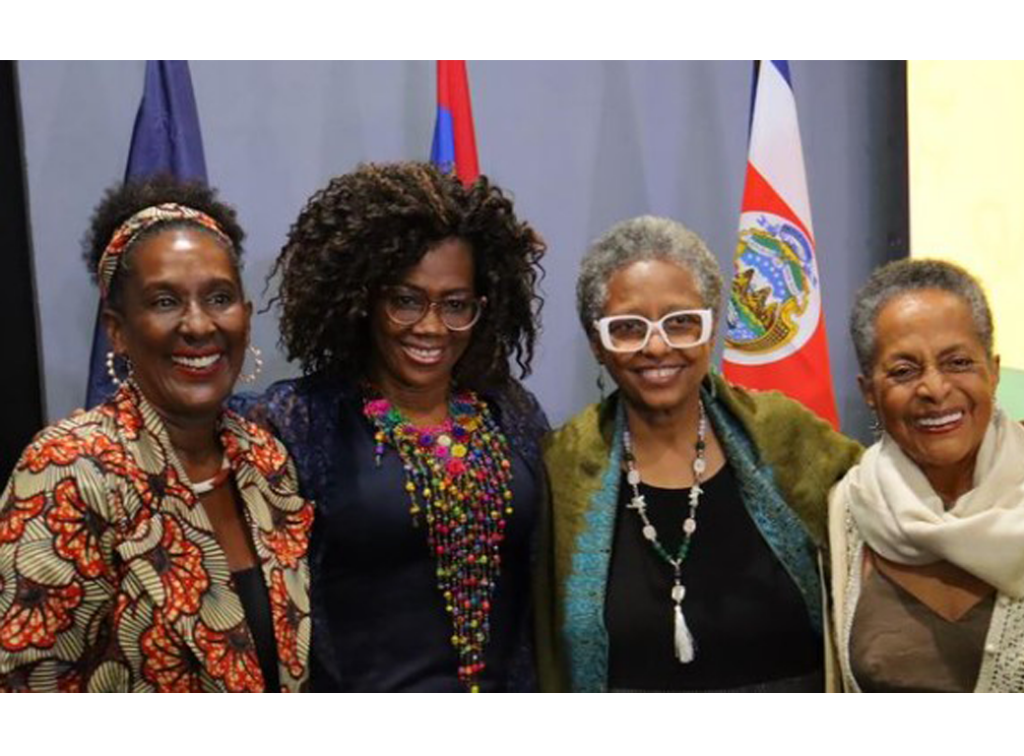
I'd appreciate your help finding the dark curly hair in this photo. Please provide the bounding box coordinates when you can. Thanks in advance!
[83,174,246,311]
[271,162,545,392]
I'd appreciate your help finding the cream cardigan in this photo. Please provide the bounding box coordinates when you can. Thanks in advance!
[828,474,1024,692]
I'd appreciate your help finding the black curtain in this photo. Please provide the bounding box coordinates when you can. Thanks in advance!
[0,61,44,483]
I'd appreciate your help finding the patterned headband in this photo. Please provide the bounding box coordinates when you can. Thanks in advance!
[97,202,233,299]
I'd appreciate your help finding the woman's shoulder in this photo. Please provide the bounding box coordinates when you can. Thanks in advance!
[544,400,603,453]
[714,375,830,430]
[542,398,617,481]
[482,380,550,473]
[828,469,856,528]
[711,374,863,461]
[4,406,123,510]
[221,405,289,453]
[486,380,549,432]
[229,373,350,439]
[709,374,864,545]
[17,404,124,464]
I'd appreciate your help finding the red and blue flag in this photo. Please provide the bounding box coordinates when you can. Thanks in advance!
[430,61,479,185]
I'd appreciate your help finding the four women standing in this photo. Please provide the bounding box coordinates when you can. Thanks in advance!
[2,162,1018,694]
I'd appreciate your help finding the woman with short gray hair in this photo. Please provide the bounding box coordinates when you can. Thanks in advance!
[830,257,1024,692]
[537,215,861,692]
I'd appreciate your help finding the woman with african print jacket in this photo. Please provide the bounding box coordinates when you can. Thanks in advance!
[0,177,313,692]
[233,162,548,692]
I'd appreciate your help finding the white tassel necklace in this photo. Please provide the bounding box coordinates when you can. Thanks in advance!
[622,400,706,664]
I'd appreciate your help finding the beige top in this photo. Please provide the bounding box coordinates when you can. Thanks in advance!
[849,562,994,692]
[830,476,1024,693]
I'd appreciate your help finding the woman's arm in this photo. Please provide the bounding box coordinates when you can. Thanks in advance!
[0,433,116,692]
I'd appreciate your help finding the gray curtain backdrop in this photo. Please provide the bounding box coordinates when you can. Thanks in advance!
[18,61,906,443]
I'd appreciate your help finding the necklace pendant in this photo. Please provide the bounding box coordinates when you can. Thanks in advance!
[673,602,696,664]
[672,579,695,663]
[628,494,647,512]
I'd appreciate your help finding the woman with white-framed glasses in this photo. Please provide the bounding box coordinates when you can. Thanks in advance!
[537,215,861,692]
[232,162,549,692]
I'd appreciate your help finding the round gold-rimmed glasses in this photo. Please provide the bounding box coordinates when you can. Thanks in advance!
[382,288,485,331]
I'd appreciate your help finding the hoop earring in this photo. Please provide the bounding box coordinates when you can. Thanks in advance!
[238,344,263,385]
[106,351,132,389]
[596,365,607,401]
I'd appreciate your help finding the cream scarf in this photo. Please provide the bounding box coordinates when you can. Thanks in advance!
[847,409,1024,599]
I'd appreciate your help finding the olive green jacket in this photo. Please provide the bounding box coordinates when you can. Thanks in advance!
[535,373,863,691]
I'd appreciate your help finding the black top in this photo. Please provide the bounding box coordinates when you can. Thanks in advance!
[233,566,281,693]
[307,407,538,692]
[605,462,822,691]
[230,376,548,692]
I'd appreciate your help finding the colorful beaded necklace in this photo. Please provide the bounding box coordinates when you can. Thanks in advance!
[363,388,514,693]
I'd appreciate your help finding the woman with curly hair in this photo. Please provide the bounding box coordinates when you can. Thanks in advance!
[235,162,548,692]
[0,176,313,692]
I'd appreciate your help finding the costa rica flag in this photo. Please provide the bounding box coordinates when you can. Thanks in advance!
[722,61,840,429]
[430,61,479,185]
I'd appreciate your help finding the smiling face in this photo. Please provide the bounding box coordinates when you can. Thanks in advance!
[105,227,251,425]
[594,258,712,418]
[860,288,999,496]
[368,237,477,400]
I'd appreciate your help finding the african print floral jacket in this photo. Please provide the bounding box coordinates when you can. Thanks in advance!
[0,383,313,692]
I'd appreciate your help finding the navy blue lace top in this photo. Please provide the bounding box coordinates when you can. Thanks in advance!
[230,375,548,691]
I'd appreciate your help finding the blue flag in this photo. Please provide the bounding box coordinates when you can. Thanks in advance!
[85,61,208,408]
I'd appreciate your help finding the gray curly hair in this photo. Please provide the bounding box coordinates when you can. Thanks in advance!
[576,215,723,337]
[850,258,994,374]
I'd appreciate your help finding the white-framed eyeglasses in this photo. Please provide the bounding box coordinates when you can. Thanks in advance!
[594,309,713,353]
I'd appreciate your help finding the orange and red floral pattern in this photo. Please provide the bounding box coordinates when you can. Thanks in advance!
[140,613,204,693]
[195,620,264,692]
[99,390,144,440]
[0,492,44,545]
[85,434,136,478]
[268,569,305,680]
[147,517,210,622]
[0,382,312,692]
[262,504,314,570]
[19,432,87,474]
[46,478,108,580]
[0,577,84,652]
[248,435,289,479]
